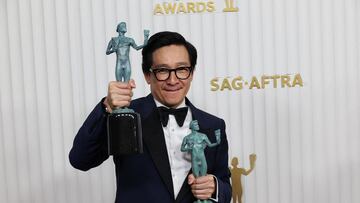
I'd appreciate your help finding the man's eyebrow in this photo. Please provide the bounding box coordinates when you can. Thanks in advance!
[176,62,191,66]
[152,62,190,68]
[152,64,170,69]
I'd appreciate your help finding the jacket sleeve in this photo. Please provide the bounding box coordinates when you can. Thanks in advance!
[69,99,109,171]
[214,119,232,203]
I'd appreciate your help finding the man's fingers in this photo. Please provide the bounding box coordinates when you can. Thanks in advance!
[107,80,135,109]
[189,175,215,200]
[194,175,214,184]
[129,79,136,88]
[108,94,132,108]
[188,174,196,185]
[108,88,133,98]
[191,187,213,200]
[109,81,130,89]
[190,179,215,191]
[191,192,212,200]
[108,90,132,100]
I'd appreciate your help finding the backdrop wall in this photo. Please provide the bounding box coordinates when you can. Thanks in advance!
[1,0,359,203]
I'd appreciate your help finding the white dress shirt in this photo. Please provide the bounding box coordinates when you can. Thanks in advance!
[154,99,192,198]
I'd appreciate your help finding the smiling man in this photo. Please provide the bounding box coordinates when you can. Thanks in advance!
[69,31,231,203]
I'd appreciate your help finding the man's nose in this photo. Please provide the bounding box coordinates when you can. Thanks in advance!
[167,71,179,84]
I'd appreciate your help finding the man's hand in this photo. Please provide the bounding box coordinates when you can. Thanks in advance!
[104,79,136,113]
[188,174,216,200]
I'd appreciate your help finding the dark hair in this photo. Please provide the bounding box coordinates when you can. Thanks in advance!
[142,31,197,74]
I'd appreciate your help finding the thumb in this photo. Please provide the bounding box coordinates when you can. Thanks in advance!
[129,79,136,89]
[188,174,196,185]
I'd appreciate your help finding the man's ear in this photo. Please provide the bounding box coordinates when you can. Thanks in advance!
[144,73,151,84]
[189,72,194,81]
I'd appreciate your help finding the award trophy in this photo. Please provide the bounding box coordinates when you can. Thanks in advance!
[106,22,149,155]
[181,120,221,203]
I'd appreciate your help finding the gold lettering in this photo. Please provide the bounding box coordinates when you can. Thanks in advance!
[153,4,164,15]
[261,75,271,89]
[177,2,187,13]
[210,74,303,91]
[232,76,243,90]
[207,1,216,12]
[163,2,177,14]
[281,75,291,88]
[270,75,280,88]
[292,73,303,87]
[220,78,232,91]
[210,78,219,91]
[249,77,261,89]
[187,2,196,13]
[196,2,206,13]
[223,0,239,12]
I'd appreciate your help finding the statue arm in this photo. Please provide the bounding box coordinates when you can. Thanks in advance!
[242,168,253,175]
[130,39,146,50]
[206,138,218,147]
[242,154,257,175]
[130,30,149,50]
[180,137,191,152]
[206,129,221,147]
[106,39,116,55]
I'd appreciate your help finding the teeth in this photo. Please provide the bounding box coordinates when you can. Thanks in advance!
[166,88,179,91]
[164,86,181,91]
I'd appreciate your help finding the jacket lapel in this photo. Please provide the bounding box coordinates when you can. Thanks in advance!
[141,96,175,199]
[175,170,192,203]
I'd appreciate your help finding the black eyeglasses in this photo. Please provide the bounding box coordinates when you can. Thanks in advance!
[149,66,193,81]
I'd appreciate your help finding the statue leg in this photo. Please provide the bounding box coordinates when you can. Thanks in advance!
[124,62,131,83]
[115,63,121,82]
[192,161,200,177]
[196,157,211,203]
[232,190,237,203]
[193,160,207,203]
[116,66,127,82]
[199,156,207,176]
[120,68,126,82]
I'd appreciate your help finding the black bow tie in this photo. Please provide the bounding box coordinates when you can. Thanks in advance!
[158,106,188,127]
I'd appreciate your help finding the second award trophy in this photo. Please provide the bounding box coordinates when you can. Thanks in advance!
[106,22,149,155]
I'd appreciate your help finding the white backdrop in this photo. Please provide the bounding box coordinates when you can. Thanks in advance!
[1,0,359,203]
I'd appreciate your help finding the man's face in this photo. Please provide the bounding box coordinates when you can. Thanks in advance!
[145,45,193,108]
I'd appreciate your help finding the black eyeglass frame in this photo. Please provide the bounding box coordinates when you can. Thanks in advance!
[149,66,193,81]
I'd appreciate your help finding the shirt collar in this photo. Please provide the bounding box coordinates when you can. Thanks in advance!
[154,98,187,109]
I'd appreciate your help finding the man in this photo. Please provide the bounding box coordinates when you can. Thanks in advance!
[106,22,149,82]
[69,31,231,203]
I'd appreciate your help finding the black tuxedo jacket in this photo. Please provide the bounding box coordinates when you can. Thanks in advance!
[69,94,231,203]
